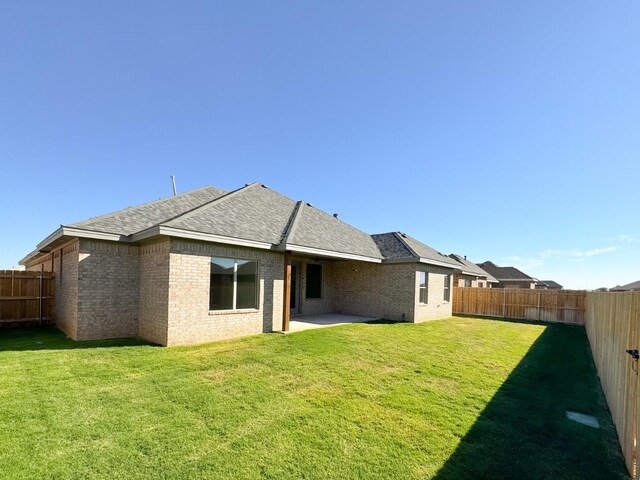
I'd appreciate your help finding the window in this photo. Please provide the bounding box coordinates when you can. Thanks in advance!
[444,274,451,302]
[478,282,484,288]
[236,260,258,309]
[210,257,258,311]
[419,271,428,304]
[305,264,322,299]
[464,278,472,288]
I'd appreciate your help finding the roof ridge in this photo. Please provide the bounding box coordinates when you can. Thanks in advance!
[514,269,535,280]
[393,232,420,259]
[280,201,304,245]
[159,182,261,227]
[370,232,408,259]
[448,253,494,278]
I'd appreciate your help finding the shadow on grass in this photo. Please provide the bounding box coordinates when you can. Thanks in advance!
[365,319,404,325]
[0,326,154,352]
[432,321,629,480]
[454,313,559,327]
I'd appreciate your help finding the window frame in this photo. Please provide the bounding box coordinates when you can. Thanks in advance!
[443,274,451,303]
[305,263,323,300]
[209,256,259,311]
[418,271,428,304]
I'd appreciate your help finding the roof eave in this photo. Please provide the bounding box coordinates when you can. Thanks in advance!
[37,226,127,251]
[18,249,44,266]
[36,227,65,251]
[381,257,419,264]
[282,243,383,263]
[458,269,485,277]
[419,257,462,270]
[382,257,461,270]
[150,226,274,250]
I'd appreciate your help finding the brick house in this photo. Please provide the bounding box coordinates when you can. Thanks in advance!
[540,280,563,290]
[476,261,538,289]
[448,254,498,288]
[20,183,461,346]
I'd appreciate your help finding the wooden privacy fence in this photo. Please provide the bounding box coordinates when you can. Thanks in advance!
[585,292,640,478]
[452,287,586,325]
[0,270,55,324]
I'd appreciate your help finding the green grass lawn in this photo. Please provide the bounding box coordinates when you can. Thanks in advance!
[0,317,628,479]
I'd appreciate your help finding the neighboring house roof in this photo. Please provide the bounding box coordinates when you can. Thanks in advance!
[477,261,537,282]
[611,280,640,292]
[448,254,499,283]
[541,280,563,289]
[372,232,461,269]
[22,183,459,269]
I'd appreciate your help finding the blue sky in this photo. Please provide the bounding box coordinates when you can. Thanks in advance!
[1,2,638,289]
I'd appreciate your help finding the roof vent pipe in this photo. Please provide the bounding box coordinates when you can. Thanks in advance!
[333,213,338,218]
[170,175,177,196]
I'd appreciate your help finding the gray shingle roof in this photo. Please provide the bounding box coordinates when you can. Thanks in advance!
[371,233,415,260]
[68,186,227,236]
[372,232,460,268]
[477,261,535,281]
[540,280,563,289]
[611,280,640,292]
[164,183,297,245]
[287,202,382,259]
[47,182,454,265]
[449,254,499,282]
[160,183,382,259]
[399,233,461,268]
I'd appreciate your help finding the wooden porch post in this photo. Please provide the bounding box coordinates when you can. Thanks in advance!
[283,251,291,332]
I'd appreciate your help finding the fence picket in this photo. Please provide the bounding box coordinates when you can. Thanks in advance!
[452,287,585,325]
[585,291,640,479]
[0,270,55,323]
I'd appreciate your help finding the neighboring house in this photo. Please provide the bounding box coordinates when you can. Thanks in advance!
[540,280,563,290]
[476,261,538,289]
[20,183,461,346]
[448,254,498,288]
[610,280,640,292]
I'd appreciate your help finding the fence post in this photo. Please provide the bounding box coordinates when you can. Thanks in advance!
[38,270,43,326]
[537,292,541,321]
[503,289,506,318]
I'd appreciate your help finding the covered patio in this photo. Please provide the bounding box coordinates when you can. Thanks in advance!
[287,313,379,333]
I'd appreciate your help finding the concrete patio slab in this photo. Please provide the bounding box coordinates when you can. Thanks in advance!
[287,314,379,333]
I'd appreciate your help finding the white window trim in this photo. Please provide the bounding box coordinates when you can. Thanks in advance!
[232,261,238,308]
[444,274,451,303]
[419,271,428,305]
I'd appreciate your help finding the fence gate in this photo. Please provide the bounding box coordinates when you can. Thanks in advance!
[585,292,640,479]
[0,270,55,325]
